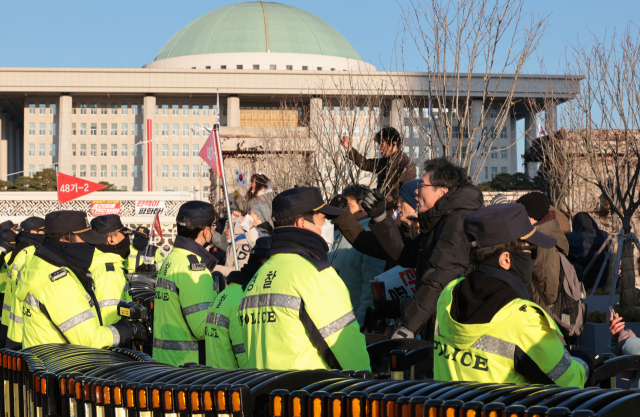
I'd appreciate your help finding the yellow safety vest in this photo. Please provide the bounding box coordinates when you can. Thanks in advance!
[89,248,132,325]
[434,277,586,388]
[205,283,247,369]
[6,245,36,345]
[124,245,164,274]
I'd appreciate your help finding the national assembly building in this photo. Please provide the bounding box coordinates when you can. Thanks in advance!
[0,1,575,197]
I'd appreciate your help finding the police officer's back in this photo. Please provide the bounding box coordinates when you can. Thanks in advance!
[239,187,370,371]
[125,226,165,273]
[90,215,134,325]
[17,211,146,348]
[434,204,593,388]
[153,201,218,366]
[0,229,17,347]
[205,236,271,369]
[5,217,45,350]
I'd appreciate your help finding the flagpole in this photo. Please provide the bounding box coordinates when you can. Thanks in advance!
[215,124,239,271]
[56,165,61,210]
[144,217,154,263]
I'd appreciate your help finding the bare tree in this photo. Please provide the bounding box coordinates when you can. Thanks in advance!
[399,0,548,182]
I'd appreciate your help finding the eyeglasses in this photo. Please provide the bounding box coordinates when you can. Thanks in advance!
[417,182,436,190]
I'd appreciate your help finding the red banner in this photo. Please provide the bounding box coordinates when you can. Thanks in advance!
[199,126,223,178]
[57,173,106,204]
[152,212,163,239]
[90,200,121,216]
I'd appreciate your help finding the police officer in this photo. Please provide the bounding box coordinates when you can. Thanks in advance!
[4,217,45,350]
[16,211,145,348]
[153,201,218,366]
[205,236,271,369]
[434,204,595,388]
[125,226,165,273]
[90,215,134,325]
[0,229,17,347]
[239,187,370,371]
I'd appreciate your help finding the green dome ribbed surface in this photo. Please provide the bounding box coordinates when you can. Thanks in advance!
[154,2,362,61]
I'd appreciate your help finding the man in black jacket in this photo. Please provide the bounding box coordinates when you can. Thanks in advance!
[361,158,483,339]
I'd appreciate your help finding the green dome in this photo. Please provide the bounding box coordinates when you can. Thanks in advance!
[154,2,362,61]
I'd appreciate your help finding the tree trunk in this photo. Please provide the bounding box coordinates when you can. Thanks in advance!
[620,238,636,310]
[605,238,618,291]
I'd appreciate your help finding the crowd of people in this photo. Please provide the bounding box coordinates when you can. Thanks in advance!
[0,126,632,389]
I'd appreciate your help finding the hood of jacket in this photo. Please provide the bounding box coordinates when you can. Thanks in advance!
[418,182,484,233]
[536,218,570,256]
[573,212,600,233]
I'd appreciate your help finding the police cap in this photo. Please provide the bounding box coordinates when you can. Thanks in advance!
[91,215,134,236]
[20,216,45,232]
[133,226,150,238]
[177,201,216,227]
[464,203,556,249]
[0,230,17,245]
[272,186,345,222]
[44,211,105,245]
[0,220,14,231]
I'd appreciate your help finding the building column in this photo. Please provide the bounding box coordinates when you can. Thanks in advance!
[546,103,558,135]
[58,95,73,176]
[227,95,240,127]
[389,98,404,133]
[7,118,14,180]
[524,110,537,177]
[510,113,517,174]
[0,113,6,181]
[142,95,156,191]
[309,96,323,140]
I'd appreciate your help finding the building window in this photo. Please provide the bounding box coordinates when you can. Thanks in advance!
[28,144,35,156]
[72,144,76,156]
[500,127,507,139]
[80,144,87,157]
[121,145,128,157]
[154,124,158,137]
[121,123,128,136]
[302,66,308,70]
[452,126,459,139]
[111,123,117,135]
[72,165,76,176]
[132,104,138,116]
[121,165,128,177]
[121,186,127,191]
[38,144,45,156]
[270,65,276,70]
[101,123,107,135]
[90,103,97,115]
[286,65,293,70]
[101,103,107,115]
[100,165,107,177]
[501,167,507,174]
[221,65,226,69]
[109,104,116,115]
[203,105,210,116]
[132,124,138,136]
[90,123,96,136]
[317,67,322,71]
[172,145,179,157]
[161,104,168,116]
[27,164,36,176]
[192,165,200,178]
[181,104,188,116]
[172,123,179,135]
[354,125,360,138]
[131,165,137,178]
[132,144,138,157]
[79,123,86,136]
[162,165,168,178]
[161,145,168,157]
[38,123,45,135]
[101,144,107,157]
[90,165,97,178]
[80,103,87,115]
[50,103,56,115]
[193,124,199,136]
[250,64,258,70]
[155,144,158,157]
[203,167,210,178]
[182,124,189,136]
[491,166,497,179]
[91,144,97,157]
[182,165,189,178]
[49,144,56,157]
[490,146,497,159]
[111,165,117,177]
[500,149,507,159]
[193,105,199,116]
[80,165,87,178]
[192,144,199,156]
[162,123,168,136]
[28,103,35,114]
[28,123,35,136]
[39,103,46,114]
[490,108,497,119]
[111,144,117,157]
[121,104,128,115]
[237,65,243,70]
[182,145,189,157]
[172,165,178,178]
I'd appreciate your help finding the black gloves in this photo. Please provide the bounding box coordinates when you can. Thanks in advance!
[111,319,150,347]
[329,195,348,210]
[361,299,407,333]
[135,263,157,273]
[361,191,387,223]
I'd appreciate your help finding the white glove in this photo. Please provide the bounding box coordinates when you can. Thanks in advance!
[391,325,415,339]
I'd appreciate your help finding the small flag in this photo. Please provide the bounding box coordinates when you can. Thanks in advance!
[199,127,223,179]
[234,169,248,186]
[152,212,163,240]
[57,173,106,204]
[537,119,547,137]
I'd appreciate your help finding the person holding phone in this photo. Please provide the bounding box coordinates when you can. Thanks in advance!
[609,310,640,387]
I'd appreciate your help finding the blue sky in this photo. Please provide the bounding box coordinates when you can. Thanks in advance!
[2,0,638,170]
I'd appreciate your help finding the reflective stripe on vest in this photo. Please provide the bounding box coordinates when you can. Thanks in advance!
[156,278,178,294]
[238,293,302,311]
[9,313,22,325]
[206,312,230,329]
[2,303,10,312]
[548,349,573,382]
[318,311,357,339]
[232,344,246,355]
[182,302,210,316]
[153,338,199,351]
[58,309,95,333]
[24,294,39,309]
[106,325,120,346]
[470,334,516,359]
[98,299,121,308]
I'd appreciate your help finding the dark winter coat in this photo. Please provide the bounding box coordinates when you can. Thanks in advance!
[531,212,570,308]
[347,148,416,194]
[368,182,484,333]
[572,212,610,289]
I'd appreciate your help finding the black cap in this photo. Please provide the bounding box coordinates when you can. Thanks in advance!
[272,186,345,222]
[20,217,45,232]
[0,221,14,231]
[249,236,272,261]
[0,230,17,245]
[133,226,150,238]
[464,203,557,249]
[44,211,106,245]
[177,201,216,227]
[91,215,134,236]
[516,192,550,221]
